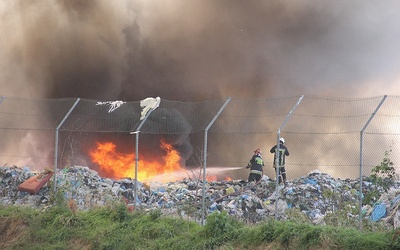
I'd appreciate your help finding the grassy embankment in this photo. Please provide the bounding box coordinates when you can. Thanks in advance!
[1,200,400,250]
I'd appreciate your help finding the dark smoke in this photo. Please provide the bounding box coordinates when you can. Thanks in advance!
[2,1,400,179]
[2,0,400,101]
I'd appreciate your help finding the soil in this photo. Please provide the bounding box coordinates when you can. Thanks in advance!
[0,217,28,248]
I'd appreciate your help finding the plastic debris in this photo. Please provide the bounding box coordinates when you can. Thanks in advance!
[371,203,387,222]
[1,165,400,228]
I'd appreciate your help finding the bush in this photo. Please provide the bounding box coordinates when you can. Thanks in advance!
[202,211,243,248]
[370,150,396,192]
[364,149,396,206]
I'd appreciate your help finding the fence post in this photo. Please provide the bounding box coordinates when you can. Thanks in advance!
[275,95,304,219]
[130,101,160,208]
[201,97,231,225]
[358,95,387,230]
[53,98,80,193]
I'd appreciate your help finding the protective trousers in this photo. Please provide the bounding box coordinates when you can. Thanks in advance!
[274,166,286,184]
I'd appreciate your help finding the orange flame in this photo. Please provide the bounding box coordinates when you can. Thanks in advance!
[89,140,184,182]
[206,175,217,182]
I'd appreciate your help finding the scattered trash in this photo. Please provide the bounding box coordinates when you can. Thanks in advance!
[2,165,400,228]
[371,203,387,222]
[140,96,161,120]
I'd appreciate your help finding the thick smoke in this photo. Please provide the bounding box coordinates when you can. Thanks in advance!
[2,1,400,178]
[2,0,400,101]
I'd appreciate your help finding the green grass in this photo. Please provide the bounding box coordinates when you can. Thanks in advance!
[1,203,399,250]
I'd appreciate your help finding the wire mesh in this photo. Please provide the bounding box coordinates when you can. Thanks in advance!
[2,95,400,225]
[1,95,399,180]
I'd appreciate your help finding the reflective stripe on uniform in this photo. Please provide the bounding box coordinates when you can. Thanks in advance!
[250,170,262,175]
[255,156,263,165]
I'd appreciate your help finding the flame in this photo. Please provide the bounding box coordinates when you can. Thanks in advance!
[89,139,184,182]
[206,175,217,182]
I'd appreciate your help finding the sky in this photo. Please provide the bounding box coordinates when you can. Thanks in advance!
[1,0,400,101]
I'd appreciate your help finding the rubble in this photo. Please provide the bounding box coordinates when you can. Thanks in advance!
[1,166,400,228]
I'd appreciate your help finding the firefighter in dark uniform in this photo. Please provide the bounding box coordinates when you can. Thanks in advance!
[246,148,264,183]
[270,137,290,184]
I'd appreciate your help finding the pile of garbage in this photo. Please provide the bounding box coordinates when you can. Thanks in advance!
[1,165,400,228]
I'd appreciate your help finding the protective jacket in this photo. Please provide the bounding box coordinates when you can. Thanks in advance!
[247,153,264,176]
[270,142,289,166]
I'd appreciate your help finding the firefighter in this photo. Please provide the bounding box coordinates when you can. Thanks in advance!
[245,148,265,183]
[270,137,290,184]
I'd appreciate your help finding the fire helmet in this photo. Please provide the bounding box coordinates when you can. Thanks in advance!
[279,138,285,144]
[254,148,262,154]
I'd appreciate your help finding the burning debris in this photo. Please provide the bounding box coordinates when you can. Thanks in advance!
[89,139,184,181]
[2,165,400,228]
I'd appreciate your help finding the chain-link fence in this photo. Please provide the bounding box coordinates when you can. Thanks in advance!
[1,95,399,226]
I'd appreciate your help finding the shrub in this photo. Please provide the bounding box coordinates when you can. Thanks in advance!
[364,149,396,206]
